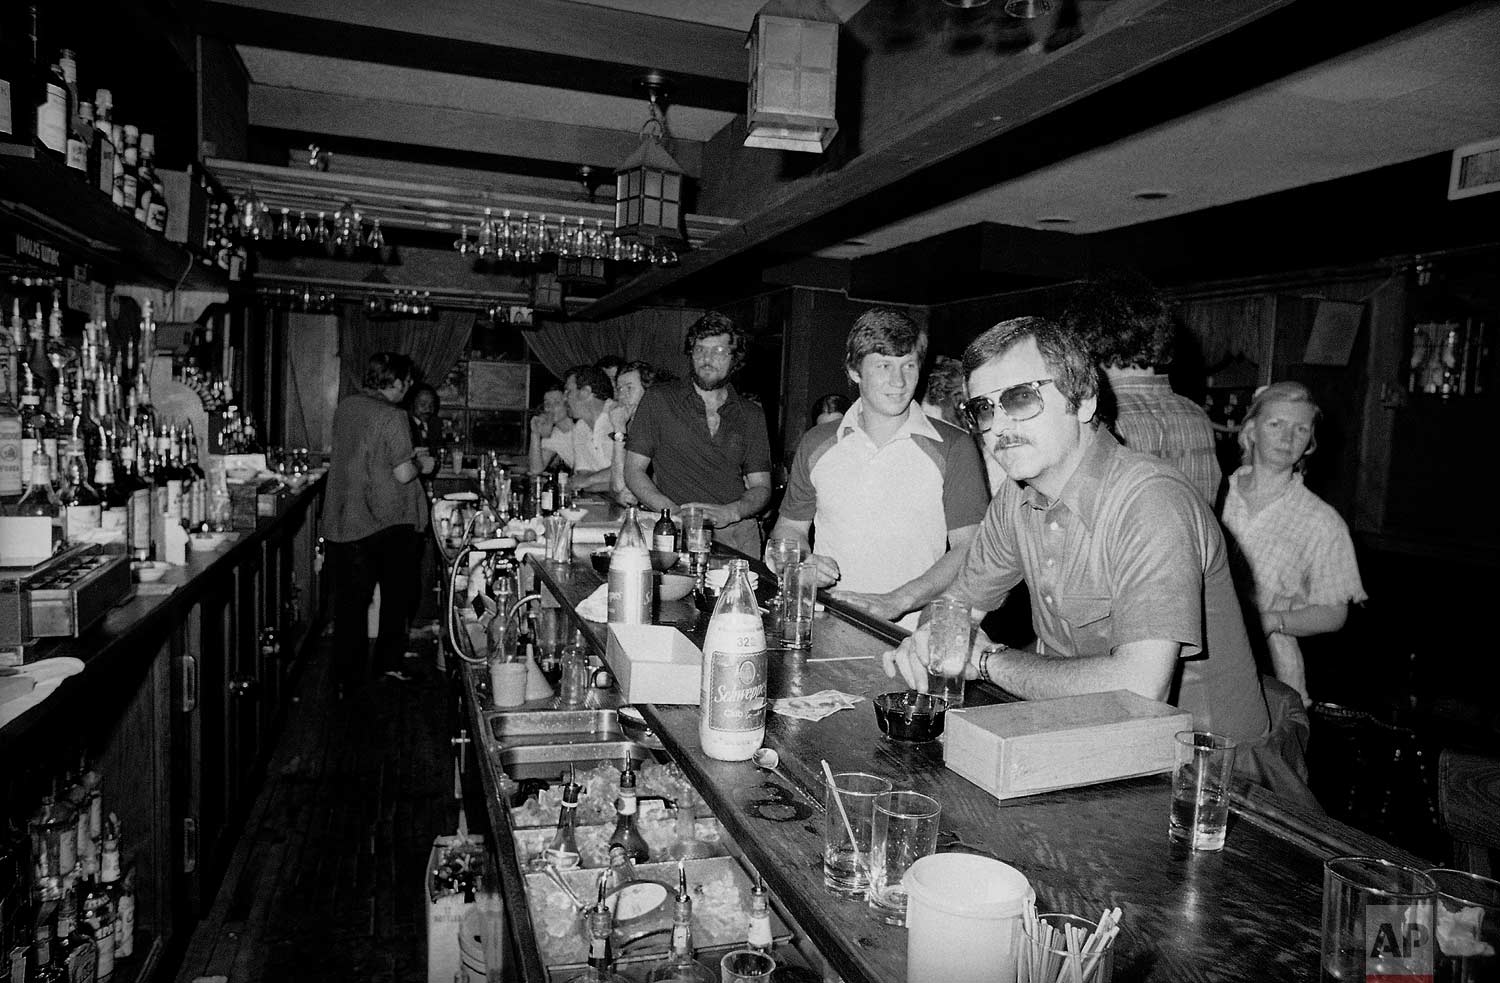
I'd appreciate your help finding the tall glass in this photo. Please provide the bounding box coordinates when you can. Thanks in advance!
[867,791,941,925]
[1321,856,1437,982]
[779,559,817,650]
[1168,731,1237,851]
[1427,867,1500,983]
[823,772,892,899]
[923,596,971,709]
[682,505,713,557]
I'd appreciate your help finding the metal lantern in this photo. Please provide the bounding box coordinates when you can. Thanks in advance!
[745,0,840,153]
[614,129,686,248]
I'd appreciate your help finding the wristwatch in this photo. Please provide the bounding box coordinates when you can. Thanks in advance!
[608,431,626,443]
[977,643,1008,683]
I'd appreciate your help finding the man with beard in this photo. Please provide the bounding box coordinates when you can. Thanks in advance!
[768,309,987,625]
[885,317,1279,757]
[623,312,772,556]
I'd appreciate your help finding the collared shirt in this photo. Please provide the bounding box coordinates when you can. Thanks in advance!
[548,401,617,473]
[781,399,988,597]
[1108,374,1223,507]
[951,428,1270,743]
[325,392,423,542]
[626,378,772,509]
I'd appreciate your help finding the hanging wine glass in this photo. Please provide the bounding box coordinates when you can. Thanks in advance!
[366,218,386,259]
[294,211,312,243]
[454,224,472,256]
[498,209,515,260]
[476,208,496,258]
[332,200,359,250]
[313,210,330,245]
[276,207,293,240]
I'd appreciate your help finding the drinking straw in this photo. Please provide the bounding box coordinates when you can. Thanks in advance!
[1065,922,1084,983]
[819,759,863,867]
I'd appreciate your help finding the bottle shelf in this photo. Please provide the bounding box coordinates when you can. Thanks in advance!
[0,146,225,291]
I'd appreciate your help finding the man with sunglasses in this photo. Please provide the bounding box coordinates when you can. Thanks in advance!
[769,309,988,624]
[884,316,1274,752]
[624,312,772,556]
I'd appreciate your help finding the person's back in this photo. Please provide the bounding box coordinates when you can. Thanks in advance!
[1109,376,1222,505]
[326,391,423,542]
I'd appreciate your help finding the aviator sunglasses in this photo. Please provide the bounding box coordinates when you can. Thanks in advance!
[960,378,1055,430]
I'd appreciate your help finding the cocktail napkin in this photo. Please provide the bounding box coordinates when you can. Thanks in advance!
[577,584,609,623]
[770,689,863,721]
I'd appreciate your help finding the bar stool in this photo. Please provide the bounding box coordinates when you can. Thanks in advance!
[1438,749,1500,877]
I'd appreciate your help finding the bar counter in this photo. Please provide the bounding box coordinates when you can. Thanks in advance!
[456,498,1426,982]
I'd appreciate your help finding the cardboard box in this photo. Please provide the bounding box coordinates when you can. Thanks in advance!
[605,624,702,705]
[944,690,1192,801]
[425,834,489,983]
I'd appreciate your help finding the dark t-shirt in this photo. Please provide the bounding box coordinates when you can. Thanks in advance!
[325,392,422,542]
[625,379,772,507]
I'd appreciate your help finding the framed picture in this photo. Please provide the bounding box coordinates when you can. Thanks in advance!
[466,360,530,410]
[468,410,527,454]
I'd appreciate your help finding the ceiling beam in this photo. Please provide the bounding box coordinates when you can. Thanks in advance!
[249,87,705,178]
[848,224,1085,304]
[199,0,747,111]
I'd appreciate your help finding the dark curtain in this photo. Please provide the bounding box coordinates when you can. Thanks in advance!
[338,305,475,396]
[521,307,704,379]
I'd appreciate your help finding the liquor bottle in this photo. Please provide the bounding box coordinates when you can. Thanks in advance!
[53,889,98,983]
[172,427,199,530]
[109,123,125,209]
[89,90,116,198]
[79,871,113,982]
[652,508,676,554]
[118,433,151,560]
[15,449,61,542]
[561,874,631,983]
[0,365,20,500]
[699,559,767,761]
[34,60,67,161]
[607,764,649,864]
[57,51,85,173]
[606,506,651,625]
[94,448,127,550]
[1,12,27,143]
[23,918,64,983]
[140,134,167,232]
[746,874,773,956]
[59,450,100,545]
[97,819,123,963]
[25,303,56,398]
[113,867,133,960]
[119,125,139,217]
[643,861,714,982]
[541,765,582,869]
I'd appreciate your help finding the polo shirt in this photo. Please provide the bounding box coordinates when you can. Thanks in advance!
[626,379,771,508]
[780,400,988,597]
[951,428,1270,743]
[325,392,423,542]
[1109,374,1223,506]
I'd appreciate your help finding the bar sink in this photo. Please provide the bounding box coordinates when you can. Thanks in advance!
[487,708,624,743]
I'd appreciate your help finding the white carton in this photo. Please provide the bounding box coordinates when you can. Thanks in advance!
[605,624,702,705]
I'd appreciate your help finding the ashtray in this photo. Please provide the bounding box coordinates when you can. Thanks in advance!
[649,549,680,572]
[656,572,695,601]
[874,690,949,743]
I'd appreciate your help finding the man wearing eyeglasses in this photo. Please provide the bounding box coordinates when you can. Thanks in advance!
[884,316,1274,751]
[623,312,772,556]
[768,309,988,624]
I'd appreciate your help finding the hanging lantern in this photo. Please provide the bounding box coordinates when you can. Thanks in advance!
[615,76,687,248]
[745,0,840,153]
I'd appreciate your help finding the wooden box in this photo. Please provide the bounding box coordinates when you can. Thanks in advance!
[944,690,1192,801]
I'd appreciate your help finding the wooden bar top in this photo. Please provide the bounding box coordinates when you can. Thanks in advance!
[526,526,1425,983]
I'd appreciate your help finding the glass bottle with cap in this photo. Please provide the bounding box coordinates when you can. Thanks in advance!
[561,874,632,983]
[644,861,715,982]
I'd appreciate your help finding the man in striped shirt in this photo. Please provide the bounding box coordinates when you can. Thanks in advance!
[1060,274,1223,507]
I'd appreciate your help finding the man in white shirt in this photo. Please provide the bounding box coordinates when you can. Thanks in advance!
[544,364,618,491]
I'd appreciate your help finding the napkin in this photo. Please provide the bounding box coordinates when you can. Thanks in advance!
[0,658,86,729]
[577,584,609,623]
[770,689,863,721]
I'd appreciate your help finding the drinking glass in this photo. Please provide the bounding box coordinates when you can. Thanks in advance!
[1322,856,1438,982]
[867,791,941,925]
[923,596,971,709]
[1168,731,1237,851]
[682,505,714,556]
[1020,912,1120,983]
[1427,867,1500,983]
[780,559,817,650]
[721,950,776,982]
[544,515,574,563]
[823,772,892,899]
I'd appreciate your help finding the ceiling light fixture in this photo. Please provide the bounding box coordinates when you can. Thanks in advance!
[1037,216,1075,225]
[745,0,841,154]
[1132,190,1174,201]
[942,0,992,7]
[613,72,686,260]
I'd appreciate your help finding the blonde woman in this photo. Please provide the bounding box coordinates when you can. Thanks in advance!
[1221,381,1366,705]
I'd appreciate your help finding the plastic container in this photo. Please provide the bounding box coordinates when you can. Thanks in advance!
[903,853,1034,983]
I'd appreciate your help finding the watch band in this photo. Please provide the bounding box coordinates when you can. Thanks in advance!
[978,644,1006,684]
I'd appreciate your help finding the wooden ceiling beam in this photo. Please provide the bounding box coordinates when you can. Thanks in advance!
[249,87,705,178]
[199,0,746,111]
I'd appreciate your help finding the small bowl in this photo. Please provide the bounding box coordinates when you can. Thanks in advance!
[657,573,695,602]
[590,547,613,576]
[133,562,167,583]
[189,533,226,552]
[873,690,949,744]
[650,549,680,572]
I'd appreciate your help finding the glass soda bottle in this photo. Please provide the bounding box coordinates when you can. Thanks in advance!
[698,559,767,761]
[561,873,632,983]
[541,765,582,869]
[607,764,650,863]
[644,861,714,982]
[606,506,651,625]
